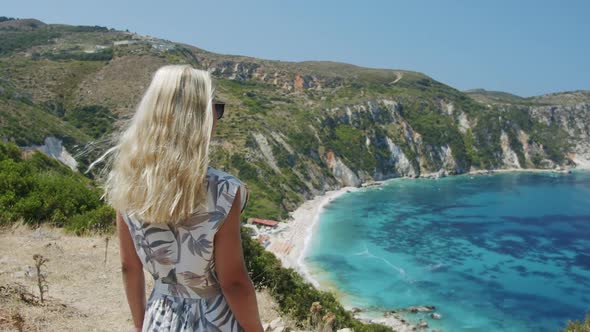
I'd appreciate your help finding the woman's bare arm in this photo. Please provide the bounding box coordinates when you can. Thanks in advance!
[117,212,146,332]
[214,189,264,332]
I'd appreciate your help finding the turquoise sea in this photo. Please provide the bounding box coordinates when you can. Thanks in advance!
[305,171,590,331]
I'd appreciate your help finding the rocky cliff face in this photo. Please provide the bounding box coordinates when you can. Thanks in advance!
[205,61,348,92]
[193,56,590,185]
[529,103,590,168]
[23,137,78,171]
[245,97,589,193]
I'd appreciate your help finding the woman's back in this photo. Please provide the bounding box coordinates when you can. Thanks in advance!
[122,166,249,331]
[99,65,262,331]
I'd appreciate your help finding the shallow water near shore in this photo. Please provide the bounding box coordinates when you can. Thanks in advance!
[305,171,590,331]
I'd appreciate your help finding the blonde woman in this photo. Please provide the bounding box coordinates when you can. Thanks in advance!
[93,65,263,331]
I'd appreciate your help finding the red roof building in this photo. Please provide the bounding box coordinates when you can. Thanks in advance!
[247,218,279,227]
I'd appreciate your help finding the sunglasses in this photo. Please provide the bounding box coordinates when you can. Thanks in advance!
[213,100,225,120]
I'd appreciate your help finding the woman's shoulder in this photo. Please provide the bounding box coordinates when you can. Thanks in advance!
[207,166,249,213]
[207,166,244,187]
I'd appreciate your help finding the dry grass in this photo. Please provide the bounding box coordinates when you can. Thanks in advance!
[0,58,105,107]
[73,55,168,116]
[0,223,292,332]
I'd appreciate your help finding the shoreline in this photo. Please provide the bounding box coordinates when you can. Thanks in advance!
[263,166,585,330]
[419,165,578,180]
[266,185,359,286]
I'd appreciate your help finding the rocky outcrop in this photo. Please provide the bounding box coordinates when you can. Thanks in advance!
[323,149,362,187]
[312,98,590,189]
[25,137,78,171]
[500,131,521,168]
[252,132,281,173]
[384,137,417,177]
[530,103,590,168]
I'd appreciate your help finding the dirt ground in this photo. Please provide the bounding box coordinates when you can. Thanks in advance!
[0,223,292,332]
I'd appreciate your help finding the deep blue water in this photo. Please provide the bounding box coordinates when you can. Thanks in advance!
[305,171,590,332]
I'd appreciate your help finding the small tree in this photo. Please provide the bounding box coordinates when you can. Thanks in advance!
[309,301,323,329]
[93,216,114,265]
[321,312,336,332]
[32,254,48,303]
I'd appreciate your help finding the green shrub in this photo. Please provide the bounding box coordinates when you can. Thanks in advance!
[471,112,503,169]
[0,16,16,23]
[66,204,115,235]
[0,141,110,233]
[230,154,258,181]
[563,314,590,332]
[397,100,470,171]
[324,124,376,170]
[0,30,61,55]
[63,105,116,138]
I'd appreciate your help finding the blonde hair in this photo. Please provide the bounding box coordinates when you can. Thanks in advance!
[91,64,214,224]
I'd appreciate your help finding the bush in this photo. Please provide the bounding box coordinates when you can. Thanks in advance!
[0,30,61,55]
[230,154,258,181]
[324,124,376,170]
[563,314,590,332]
[66,205,115,235]
[397,100,470,171]
[63,105,116,138]
[471,112,503,169]
[0,16,16,23]
[0,141,112,233]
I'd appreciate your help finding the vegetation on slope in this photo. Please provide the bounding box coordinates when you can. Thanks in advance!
[0,141,113,234]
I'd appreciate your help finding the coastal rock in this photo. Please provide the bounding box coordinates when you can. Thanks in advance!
[419,319,428,328]
[407,305,436,313]
[430,312,442,319]
[361,181,382,188]
[539,158,556,169]
[384,310,396,317]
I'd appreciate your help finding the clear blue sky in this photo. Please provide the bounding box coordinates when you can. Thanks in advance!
[4,0,589,96]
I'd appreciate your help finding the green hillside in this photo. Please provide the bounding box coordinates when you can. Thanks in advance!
[465,89,530,105]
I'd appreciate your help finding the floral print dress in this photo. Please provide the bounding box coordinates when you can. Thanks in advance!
[121,166,249,332]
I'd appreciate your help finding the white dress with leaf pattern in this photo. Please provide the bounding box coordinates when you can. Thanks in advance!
[122,166,249,332]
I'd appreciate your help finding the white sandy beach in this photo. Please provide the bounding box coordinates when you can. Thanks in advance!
[266,186,357,281]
